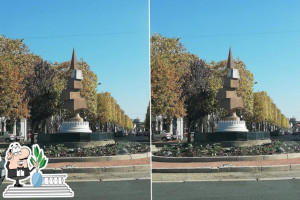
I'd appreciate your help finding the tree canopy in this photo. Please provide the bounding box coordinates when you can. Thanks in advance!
[0,35,133,133]
[151,34,198,120]
[151,34,291,132]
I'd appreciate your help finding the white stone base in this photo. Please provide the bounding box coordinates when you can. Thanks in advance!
[217,120,249,132]
[3,174,74,198]
[59,121,92,133]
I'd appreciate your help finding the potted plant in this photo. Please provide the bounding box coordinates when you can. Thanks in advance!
[30,145,48,187]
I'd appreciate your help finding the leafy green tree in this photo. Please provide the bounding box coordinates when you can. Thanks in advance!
[253,91,268,131]
[151,34,198,127]
[121,110,125,128]
[0,35,40,132]
[110,97,117,129]
[235,59,254,123]
[0,58,29,120]
[125,115,133,130]
[0,35,40,78]
[272,103,278,129]
[116,104,121,126]
[181,59,215,142]
[97,92,112,131]
[266,95,274,130]
[253,91,289,131]
[144,103,150,130]
[25,60,59,135]
[78,58,98,127]
[276,108,281,128]
[96,92,131,132]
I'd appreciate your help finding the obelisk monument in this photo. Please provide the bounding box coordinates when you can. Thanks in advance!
[59,49,92,133]
[216,48,249,132]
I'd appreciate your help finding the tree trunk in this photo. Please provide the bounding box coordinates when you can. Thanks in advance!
[199,118,204,133]
[187,126,191,144]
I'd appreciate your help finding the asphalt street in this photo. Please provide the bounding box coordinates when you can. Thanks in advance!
[153,179,300,200]
[0,179,151,200]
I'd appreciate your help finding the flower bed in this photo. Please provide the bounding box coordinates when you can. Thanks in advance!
[43,142,149,158]
[153,140,300,157]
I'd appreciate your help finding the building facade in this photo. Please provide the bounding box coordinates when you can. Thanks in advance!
[0,117,28,140]
[151,115,184,140]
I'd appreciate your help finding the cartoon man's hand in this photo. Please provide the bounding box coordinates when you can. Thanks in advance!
[7,152,12,160]
[34,161,39,168]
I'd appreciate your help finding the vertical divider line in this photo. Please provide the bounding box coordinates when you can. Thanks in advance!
[148,0,152,200]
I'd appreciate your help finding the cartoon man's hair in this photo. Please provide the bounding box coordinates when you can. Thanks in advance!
[7,143,23,156]
[8,143,21,150]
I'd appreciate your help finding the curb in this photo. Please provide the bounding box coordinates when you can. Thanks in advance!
[152,164,300,173]
[152,177,300,183]
[43,165,150,174]
[1,177,151,184]
[152,153,300,162]
[48,152,150,163]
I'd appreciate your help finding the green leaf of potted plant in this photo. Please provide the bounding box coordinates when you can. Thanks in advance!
[30,145,48,187]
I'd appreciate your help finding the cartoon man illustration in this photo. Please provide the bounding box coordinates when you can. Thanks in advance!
[5,142,39,187]
[0,155,5,185]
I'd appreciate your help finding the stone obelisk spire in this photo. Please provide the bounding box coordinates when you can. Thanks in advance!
[217,48,244,121]
[61,49,87,122]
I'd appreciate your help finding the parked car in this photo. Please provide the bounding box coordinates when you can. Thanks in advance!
[0,132,15,143]
[153,130,176,141]
[16,135,25,141]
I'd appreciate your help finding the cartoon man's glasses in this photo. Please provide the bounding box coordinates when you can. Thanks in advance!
[10,147,22,156]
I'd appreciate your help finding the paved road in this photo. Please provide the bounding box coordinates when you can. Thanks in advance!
[0,179,151,200]
[152,171,300,182]
[153,179,300,200]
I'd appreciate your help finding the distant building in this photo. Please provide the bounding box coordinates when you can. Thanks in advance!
[290,117,300,132]
[133,118,144,132]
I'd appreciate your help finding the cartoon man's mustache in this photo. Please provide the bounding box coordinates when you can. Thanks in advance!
[19,157,28,161]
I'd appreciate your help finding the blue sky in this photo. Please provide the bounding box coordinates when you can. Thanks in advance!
[0,0,149,120]
[151,0,300,120]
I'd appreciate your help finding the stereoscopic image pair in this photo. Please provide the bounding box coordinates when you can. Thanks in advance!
[0,1,299,199]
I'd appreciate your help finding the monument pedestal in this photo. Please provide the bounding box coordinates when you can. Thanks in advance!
[59,121,92,133]
[38,132,115,148]
[195,120,270,147]
[217,120,249,132]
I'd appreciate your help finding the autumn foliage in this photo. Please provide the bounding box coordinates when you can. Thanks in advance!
[0,35,133,133]
[151,34,290,132]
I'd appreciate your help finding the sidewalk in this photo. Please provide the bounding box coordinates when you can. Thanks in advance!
[152,157,300,168]
[152,157,300,181]
[47,158,150,168]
